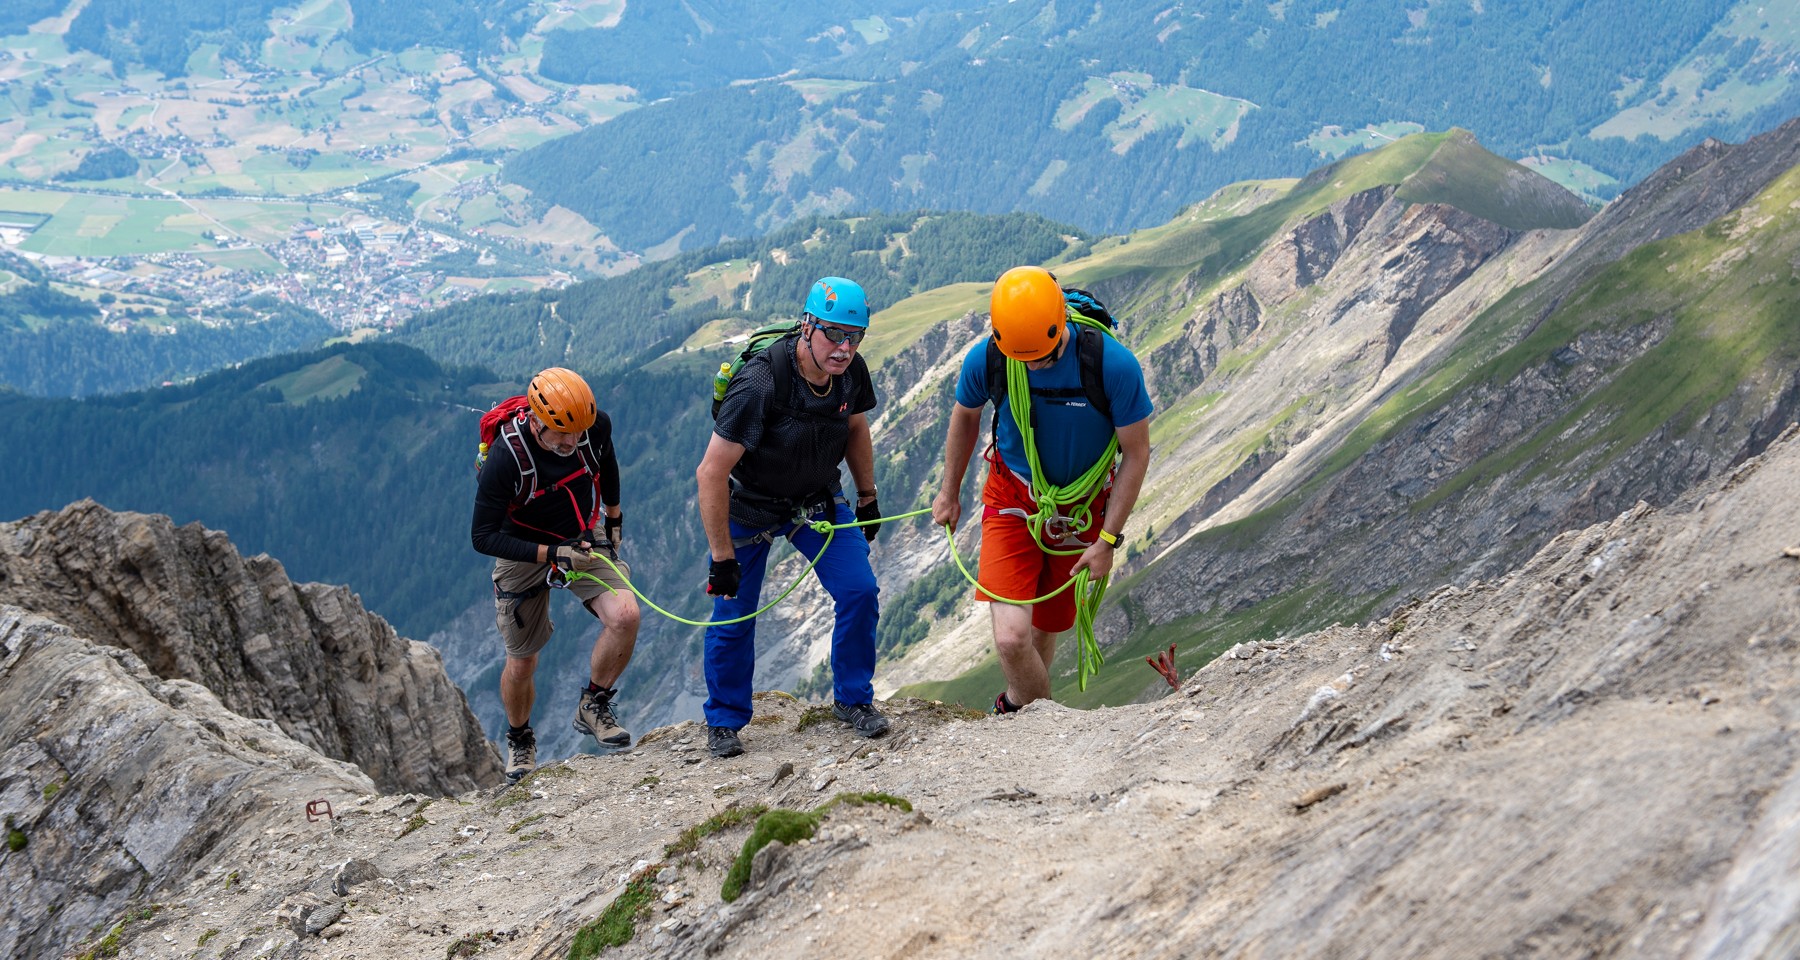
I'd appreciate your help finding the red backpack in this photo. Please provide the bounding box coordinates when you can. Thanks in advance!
[476,396,604,531]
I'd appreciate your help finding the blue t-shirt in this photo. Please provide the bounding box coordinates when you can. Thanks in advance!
[955,323,1153,486]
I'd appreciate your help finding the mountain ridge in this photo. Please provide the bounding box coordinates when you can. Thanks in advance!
[20,422,1799,960]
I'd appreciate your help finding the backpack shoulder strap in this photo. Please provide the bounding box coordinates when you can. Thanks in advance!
[498,415,538,505]
[769,334,795,412]
[984,338,1007,440]
[575,433,602,478]
[1075,324,1112,422]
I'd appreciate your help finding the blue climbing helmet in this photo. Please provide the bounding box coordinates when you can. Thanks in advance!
[803,277,868,328]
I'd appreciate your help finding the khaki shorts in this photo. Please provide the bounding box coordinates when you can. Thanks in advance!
[492,547,631,660]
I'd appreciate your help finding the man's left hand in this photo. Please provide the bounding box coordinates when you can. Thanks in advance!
[1070,540,1114,581]
[603,514,623,549]
[855,497,881,542]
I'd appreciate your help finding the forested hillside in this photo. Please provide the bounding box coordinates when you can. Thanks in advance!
[60,0,536,76]
[510,0,1795,251]
[0,283,332,398]
[0,0,65,37]
[64,0,287,77]
[344,0,534,56]
[397,209,1088,378]
[537,0,972,98]
[0,343,492,639]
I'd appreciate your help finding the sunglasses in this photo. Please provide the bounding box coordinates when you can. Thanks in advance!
[811,321,866,346]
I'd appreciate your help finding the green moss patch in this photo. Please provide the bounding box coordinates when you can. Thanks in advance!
[720,794,914,902]
[821,791,913,813]
[721,809,821,902]
[567,874,657,959]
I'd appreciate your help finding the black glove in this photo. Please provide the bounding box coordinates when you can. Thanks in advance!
[855,497,881,542]
[551,533,593,570]
[603,514,622,548]
[707,558,741,598]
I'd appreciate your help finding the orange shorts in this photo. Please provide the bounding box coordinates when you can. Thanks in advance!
[975,458,1109,634]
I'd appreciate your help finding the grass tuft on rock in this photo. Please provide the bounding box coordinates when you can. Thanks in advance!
[447,930,498,958]
[795,705,836,731]
[398,799,434,837]
[665,804,767,858]
[508,812,549,835]
[567,874,657,959]
[822,791,913,813]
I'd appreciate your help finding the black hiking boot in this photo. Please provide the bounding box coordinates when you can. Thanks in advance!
[504,726,537,783]
[993,691,1020,715]
[707,725,745,758]
[573,687,631,748]
[832,700,890,738]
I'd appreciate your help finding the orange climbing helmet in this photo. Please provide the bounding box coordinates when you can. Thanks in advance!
[527,367,596,433]
[989,266,1067,361]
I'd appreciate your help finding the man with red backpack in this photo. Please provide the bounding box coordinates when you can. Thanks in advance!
[472,367,640,781]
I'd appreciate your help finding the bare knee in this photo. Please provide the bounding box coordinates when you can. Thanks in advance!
[993,623,1035,658]
[613,601,642,635]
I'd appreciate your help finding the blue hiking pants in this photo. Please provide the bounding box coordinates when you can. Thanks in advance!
[703,501,879,730]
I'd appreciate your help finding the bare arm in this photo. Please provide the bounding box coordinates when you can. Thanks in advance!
[845,412,875,502]
[696,433,746,562]
[931,403,983,531]
[1072,417,1151,580]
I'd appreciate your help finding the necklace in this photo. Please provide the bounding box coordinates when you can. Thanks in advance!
[806,375,834,397]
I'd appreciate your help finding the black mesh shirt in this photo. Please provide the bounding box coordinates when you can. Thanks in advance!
[713,338,876,529]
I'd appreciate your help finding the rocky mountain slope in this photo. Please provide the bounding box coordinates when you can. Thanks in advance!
[48,423,1800,960]
[0,501,501,796]
[0,608,377,960]
[855,120,1800,713]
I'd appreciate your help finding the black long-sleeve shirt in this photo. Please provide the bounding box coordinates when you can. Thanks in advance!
[471,412,620,562]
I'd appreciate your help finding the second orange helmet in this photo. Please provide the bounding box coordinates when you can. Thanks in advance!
[527,367,597,433]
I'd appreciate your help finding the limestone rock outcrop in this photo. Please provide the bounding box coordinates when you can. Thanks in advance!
[0,607,374,960]
[0,502,502,795]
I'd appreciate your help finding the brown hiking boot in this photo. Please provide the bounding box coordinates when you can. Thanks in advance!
[573,687,631,748]
[504,727,537,783]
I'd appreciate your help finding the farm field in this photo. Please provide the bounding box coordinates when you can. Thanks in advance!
[0,0,640,274]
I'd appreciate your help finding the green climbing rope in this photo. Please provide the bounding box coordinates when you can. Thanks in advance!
[561,506,933,628]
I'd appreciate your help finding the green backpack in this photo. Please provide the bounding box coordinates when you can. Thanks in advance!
[710,322,801,419]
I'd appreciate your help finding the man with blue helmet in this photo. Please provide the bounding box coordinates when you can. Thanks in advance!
[695,277,888,757]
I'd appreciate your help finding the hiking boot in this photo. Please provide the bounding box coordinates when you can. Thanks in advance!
[832,700,890,739]
[504,727,537,783]
[707,725,745,758]
[573,687,631,748]
[994,691,1020,715]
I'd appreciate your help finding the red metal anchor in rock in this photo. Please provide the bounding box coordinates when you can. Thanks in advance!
[1146,643,1180,690]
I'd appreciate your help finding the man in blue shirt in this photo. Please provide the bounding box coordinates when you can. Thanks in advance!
[931,266,1153,713]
